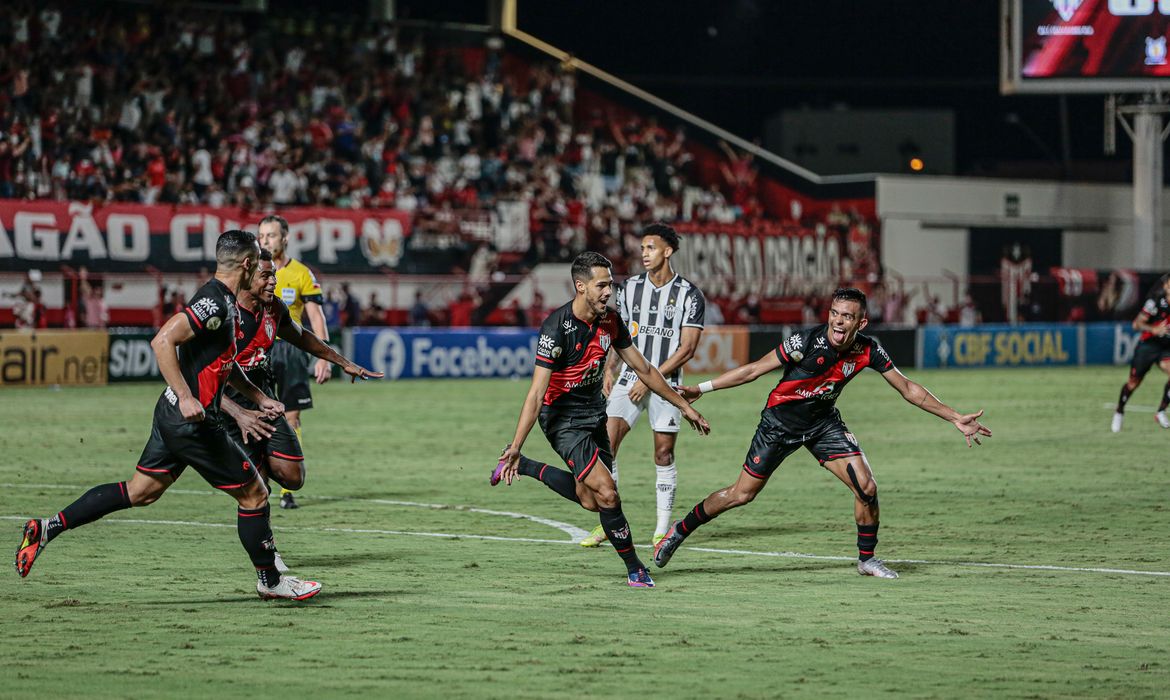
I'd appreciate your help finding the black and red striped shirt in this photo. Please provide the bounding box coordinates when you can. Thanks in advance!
[766,324,895,432]
[225,299,290,410]
[1138,287,1170,346]
[535,300,632,416]
[168,278,240,412]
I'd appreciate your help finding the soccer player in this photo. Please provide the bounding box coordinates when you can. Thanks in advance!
[15,230,323,600]
[579,223,705,548]
[256,215,331,510]
[1111,274,1170,432]
[491,252,711,588]
[653,288,991,579]
[221,251,382,510]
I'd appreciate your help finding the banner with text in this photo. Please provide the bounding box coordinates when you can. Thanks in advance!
[351,328,539,380]
[917,322,1141,368]
[0,201,414,273]
[684,326,750,374]
[0,329,108,386]
[107,328,162,383]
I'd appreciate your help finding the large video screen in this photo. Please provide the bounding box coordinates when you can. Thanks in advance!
[1003,0,1170,93]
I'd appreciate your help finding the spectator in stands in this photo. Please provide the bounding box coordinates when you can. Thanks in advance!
[526,290,546,328]
[447,289,479,327]
[360,292,385,326]
[78,267,109,329]
[340,283,362,328]
[409,291,431,327]
[957,293,981,326]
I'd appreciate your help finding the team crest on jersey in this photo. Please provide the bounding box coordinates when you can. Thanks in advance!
[599,332,611,351]
[281,288,296,306]
[264,318,275,339]
[842,361,856,377]
[664,303,677,321]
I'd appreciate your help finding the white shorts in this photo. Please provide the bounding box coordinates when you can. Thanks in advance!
[606,371,682,434]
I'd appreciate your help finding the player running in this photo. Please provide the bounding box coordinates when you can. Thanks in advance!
[1111,274,1170,432]
[221,250,382,523]
[491,252,711,588]
[653,287,991,579]
[15,231,322,600]
[579,224,705,548]
[257,214,331,510]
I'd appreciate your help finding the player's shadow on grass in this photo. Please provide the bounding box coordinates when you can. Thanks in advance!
[138,589,417,606]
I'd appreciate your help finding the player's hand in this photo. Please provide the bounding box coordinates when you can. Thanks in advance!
[178,395,205,422]
[677,385,703,403]
[498,444,521,486]
[602,371,615,397]
[258,397,285,420]
[953,409,992,447]
[682,405,710,436]
[236,410,276,444]
[1154,322,1170,337]
[314,358,332,384]
[343,362,383,383]
[627,379,648,403]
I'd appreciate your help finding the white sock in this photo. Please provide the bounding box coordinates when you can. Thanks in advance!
[654,463,677,535]
[610,460,619,488]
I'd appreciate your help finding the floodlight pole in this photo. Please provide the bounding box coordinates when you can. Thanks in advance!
[1114,94,1170,268]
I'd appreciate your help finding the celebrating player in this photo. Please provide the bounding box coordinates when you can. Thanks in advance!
[15,231,323,600]
[579,224,706,548]
[653,288,991,579]
[491,252,711,588]
[256,215,331,510]
[1111,274,1170,432]
[221,251,382,522]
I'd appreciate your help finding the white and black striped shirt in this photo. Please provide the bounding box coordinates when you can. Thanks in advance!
[614,272,706,386]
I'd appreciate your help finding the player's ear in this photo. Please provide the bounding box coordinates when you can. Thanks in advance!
[858,316,868,332]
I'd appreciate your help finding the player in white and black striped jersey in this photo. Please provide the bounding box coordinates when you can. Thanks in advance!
[579,223,707,547]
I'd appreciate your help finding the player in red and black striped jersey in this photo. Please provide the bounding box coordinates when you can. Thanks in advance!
[491,252,711,588]
[221,251,381,499]
[655,288,991,580]
[1112,275,1170,432]
[14,231,321,601]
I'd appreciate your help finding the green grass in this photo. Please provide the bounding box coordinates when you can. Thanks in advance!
[1,366,1167,698]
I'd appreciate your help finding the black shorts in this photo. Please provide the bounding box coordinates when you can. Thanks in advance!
[538,408,614,482]
[136,400,259,490]
[272,341,313,411]
[1129,340,1170,380]
[741,410,863,480]
[223,413,304,468]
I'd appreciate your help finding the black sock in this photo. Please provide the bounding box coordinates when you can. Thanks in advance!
[47,482,132,542]
[518,454,580,504]
[677,501,713,540]
[1117,384,1134,413]
[857,523,879,562]
[237,505,280,587]
[1160,382,1170,412]
[599,505,643,573]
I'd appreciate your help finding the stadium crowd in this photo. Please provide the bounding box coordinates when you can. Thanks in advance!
[0,3,763,276]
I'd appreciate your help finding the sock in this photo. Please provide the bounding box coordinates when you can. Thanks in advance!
[858,523,879,561]
[1160,381,1170,412]
[517,454,580,504]
[654,463,677,535]
[677,501,714,540]
[1117,384,1133,413]
[610,459,619,488]
[238,505,280,587]
[46,482,132,542]
[599,505,643,573]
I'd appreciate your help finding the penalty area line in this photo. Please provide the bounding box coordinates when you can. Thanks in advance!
[2,514,1169,579]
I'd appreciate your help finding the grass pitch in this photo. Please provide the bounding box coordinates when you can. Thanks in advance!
[0,366,1167,698]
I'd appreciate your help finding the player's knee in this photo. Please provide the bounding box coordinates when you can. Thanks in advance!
[729,485,757,508]
[654,448,674,465]
[594,486,619,510]
[270,460,304,490]
[127,477,165,506]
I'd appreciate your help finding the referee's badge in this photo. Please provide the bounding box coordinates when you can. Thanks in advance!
[281,288,296,306]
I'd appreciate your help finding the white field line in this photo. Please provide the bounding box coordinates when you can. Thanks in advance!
[4,483,1170,578]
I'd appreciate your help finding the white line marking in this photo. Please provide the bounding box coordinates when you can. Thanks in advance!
[3,507,1168,578]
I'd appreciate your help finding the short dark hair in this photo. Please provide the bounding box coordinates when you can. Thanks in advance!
[641,222,680,252]
[571,251,613,284]
[258,248,273,262]
[832,287,868,315]
[258,214,289,237]
[216,229,258,266]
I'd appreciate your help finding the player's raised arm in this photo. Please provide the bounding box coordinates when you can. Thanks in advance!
[881,368,992,447]
[498,365,554,485]
[616,343,709,435]
[677,349,784,403]
[276,310,383,382]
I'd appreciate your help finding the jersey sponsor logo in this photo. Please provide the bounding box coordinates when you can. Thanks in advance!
[629,320,640,338]
[844,431,858,446]
[686,302,700,321]
[782,334,803,356]
[281,288,297,306]
[189,296,220,321]
[638,325,675,338]
[563,319,575,331]
[813,336,827,350]
[538,334,556,353]
[164,386,178,405]
[795,380,836,400]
